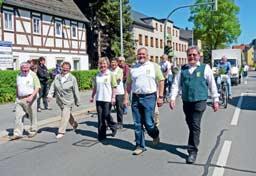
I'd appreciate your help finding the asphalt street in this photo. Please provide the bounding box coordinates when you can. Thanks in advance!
[0,72,256,176]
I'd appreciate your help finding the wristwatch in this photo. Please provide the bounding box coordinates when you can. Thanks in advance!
[158,96,164,99]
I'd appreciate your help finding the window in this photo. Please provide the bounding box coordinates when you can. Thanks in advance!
[160,25,162,32]
[32,16,41,34]
[139,34,143,45]
[3,11,13,30]
[155,38,159,48]
[150,37,154,47]
[73,59,80,70]
[160,39,163,49]
[56,58,64,65]
[55,21,62,37]
[71,25,77,38]
[155,23,158,31]
[145,35,148,46]
[150,56,154,62]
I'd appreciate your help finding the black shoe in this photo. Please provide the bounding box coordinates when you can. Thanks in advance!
[98,136,106,141]
[111,128,117,137]
[186,153,197,164]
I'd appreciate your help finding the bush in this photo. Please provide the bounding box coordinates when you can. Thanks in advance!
[0,70,98,104]
[71,70,98,90]
[0,71,18,103]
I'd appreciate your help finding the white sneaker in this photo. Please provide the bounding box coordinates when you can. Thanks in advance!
[56,133,64,139]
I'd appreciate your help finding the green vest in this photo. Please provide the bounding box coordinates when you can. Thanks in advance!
[181,64,208,102]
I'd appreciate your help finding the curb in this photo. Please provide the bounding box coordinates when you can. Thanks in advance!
[0,106,96,139]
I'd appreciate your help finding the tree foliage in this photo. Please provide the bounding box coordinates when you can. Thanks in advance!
[97,0,135,62]
[189,0,241,63]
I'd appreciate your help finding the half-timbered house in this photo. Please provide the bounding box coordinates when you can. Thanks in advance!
[1,0,89,70]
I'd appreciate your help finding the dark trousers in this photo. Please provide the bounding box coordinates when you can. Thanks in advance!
[115,94,124,124]
[37,83,48,109]
[96,101,117,139]
[183,100,207,154]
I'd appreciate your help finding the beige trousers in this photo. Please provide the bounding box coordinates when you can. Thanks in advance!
[14,98,37,136]
[58,105,76,134]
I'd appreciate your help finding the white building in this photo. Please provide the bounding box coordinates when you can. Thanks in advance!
[0,0,89,70]
[131,10,189,65]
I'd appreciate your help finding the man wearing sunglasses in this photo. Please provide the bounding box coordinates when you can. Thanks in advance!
[169,46,219,164]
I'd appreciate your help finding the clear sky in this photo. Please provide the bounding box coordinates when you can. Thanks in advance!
[129,0,255,45]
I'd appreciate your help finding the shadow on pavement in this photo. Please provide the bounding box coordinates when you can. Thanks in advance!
[81,120,135,130]
[146,140,188,159]
[229,95,256,111]
[38,127,58,135]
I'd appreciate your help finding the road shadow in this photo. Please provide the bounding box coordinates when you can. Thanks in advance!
[38,127,58,135]
[229,95,256,111]
[81,120,134,130]
[145,140,188,159]
[74,128,134,151]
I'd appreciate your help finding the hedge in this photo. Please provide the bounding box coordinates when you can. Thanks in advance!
[0,69,98,104]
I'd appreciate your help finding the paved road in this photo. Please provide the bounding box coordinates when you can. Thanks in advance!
[0,72,256,176]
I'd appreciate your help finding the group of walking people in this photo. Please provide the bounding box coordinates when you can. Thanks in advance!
[11,45,221,164]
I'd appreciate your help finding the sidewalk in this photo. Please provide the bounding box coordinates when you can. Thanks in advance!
[0,90,95,137]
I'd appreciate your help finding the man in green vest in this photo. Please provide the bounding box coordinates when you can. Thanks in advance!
[169,46,219,164]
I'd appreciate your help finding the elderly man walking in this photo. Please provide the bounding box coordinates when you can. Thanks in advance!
[169,46,219,164]
[124,47,165,155]
[11,62,41,140]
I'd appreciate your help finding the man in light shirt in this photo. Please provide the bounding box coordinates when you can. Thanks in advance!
[169,46,219,164]
[124,47,164,155]
[11,62,41,140]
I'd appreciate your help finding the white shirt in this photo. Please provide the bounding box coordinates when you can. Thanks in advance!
[17,71,36,97]
[60,73,70,84]
[130,61,157,94]
[110,67,124,95]
[171,62,219,102]
[95,69,115,102]
[243,65,249,72]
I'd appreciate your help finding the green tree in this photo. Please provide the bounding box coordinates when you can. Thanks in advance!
[189,0,241,63]
[97,0,135,63]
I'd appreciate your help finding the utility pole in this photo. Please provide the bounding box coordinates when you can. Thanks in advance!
[120,0,124,57]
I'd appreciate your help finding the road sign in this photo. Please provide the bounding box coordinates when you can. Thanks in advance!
[0,41,13,70]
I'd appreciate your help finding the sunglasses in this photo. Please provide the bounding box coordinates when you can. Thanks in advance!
[188,53,198,57]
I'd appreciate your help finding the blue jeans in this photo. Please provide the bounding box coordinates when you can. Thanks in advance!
[216,75,232,96]
[131,93,159,149]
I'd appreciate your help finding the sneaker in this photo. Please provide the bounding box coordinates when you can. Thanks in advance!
[56,133,64,139]
[28,131,37,138]
[37,108,41,112]
[228,96,232,100]
[10,135,23,140]
[45,107,52,110]
[152,136,160,145]
[132,147,146,155]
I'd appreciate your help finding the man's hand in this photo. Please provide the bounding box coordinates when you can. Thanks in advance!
[89,97,94,103]
[169,100,176,110]
[123,97,129,107]
[111,97,116,106]
[157,97,163,107]
[212,102,219,112]
[26,95,34,104]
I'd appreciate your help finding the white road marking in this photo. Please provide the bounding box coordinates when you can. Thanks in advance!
[230,93,244,126]
[212,140,232,176]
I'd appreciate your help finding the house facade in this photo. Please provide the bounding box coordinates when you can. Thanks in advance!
[0,0,89,70]
[131,10,189,66]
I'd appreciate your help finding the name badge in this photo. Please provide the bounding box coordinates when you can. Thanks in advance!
[196,72,201,77]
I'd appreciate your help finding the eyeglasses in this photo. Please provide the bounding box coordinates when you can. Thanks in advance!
[188,53,198,57]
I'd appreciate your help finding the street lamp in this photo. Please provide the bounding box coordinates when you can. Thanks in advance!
[163,0,218,53]
[120,0,124,57]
